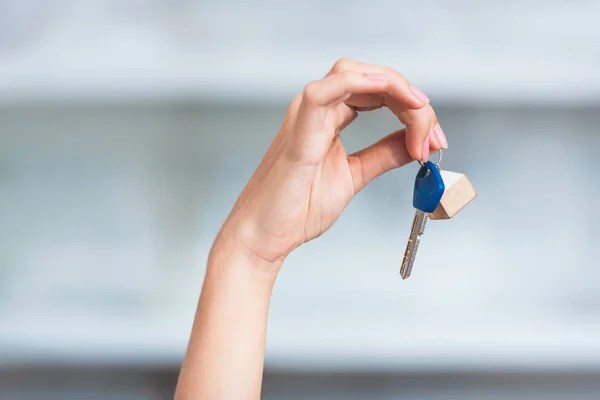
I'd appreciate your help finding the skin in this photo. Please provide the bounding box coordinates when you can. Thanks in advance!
[174,58,447,400]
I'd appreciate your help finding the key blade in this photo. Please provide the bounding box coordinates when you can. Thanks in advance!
[400,212,420,277]
[400,210,428,279]
[400,238,414,279]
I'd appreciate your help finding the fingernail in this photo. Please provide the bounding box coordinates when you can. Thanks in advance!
[364,73,390,82]
[409,83,429,104]
[433,123,448,149]
[421,135,430,162]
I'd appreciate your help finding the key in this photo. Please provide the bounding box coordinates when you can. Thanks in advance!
[400,161,445,279]
[400,209,428,279]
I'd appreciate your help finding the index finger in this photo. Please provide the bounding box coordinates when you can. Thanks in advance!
[328,58,430,111]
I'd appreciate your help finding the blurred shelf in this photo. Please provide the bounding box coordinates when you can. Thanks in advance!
[2,48,600,105]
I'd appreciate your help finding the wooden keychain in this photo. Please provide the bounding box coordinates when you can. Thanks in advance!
[428,151,477,220]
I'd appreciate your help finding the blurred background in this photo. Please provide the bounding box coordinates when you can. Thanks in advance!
[1,0,600,399]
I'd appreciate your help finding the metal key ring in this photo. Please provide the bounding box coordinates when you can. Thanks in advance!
[418,148,443,169]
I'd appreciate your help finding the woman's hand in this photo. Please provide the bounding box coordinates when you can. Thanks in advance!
[220,58,447,267]
[176,59,448,400]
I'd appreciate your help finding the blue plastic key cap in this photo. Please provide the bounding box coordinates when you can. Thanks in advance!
[413,161,445,213]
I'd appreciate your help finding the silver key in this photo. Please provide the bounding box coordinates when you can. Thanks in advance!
[400,210,428,279]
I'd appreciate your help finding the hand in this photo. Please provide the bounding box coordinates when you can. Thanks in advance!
[220,58,448,267]
[177,60,449,398]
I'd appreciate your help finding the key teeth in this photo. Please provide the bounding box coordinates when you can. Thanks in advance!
[400,211,427,280]
[418,214,428,235]
[406,236,420,276]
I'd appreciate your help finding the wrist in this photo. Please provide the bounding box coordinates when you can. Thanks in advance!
[209,221,285,279]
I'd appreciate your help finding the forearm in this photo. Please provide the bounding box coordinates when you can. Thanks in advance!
[175,230,280,400]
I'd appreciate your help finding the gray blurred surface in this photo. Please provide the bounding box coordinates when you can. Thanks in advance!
[2,366,600,399]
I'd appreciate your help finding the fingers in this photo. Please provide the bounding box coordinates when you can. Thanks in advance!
[401,106,433,163]
[402,104,447,162]
[326,58,446,161]
[347,129,412,193]
[426,106,442,152]
[348,128,445,194]
[300,70,391,108]
[424,106,448,154]
[296,58,448,163]
[328,58,429,110]
[289,71,391,164]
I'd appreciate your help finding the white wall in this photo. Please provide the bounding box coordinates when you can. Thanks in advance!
[0,0,599,104]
